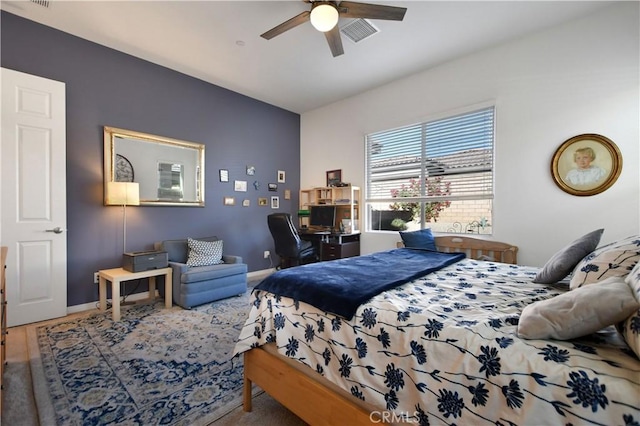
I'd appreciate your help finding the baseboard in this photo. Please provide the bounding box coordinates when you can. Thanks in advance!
[66,268,275,315]
[67,290,155,315]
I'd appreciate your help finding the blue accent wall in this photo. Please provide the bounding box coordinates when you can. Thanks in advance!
[1,11,300,307]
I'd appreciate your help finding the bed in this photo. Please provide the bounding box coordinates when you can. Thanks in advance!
[233,235,640,425]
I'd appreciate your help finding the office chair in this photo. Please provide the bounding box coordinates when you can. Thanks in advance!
[267,213,318,269]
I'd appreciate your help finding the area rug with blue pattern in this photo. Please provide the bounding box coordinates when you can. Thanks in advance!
[26,292,255,426]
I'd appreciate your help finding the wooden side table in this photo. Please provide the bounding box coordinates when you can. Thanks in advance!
[98,267,172,321]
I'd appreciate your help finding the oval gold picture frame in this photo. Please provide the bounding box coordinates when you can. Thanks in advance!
[551,133,622,196]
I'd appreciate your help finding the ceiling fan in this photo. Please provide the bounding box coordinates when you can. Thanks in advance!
[261,1,407,57]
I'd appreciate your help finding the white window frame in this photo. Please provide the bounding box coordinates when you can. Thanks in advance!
[365,104,496,234]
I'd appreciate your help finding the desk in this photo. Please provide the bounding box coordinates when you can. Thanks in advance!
[98,267,172,321]
[299,231,360,261]
[321,240,360,261]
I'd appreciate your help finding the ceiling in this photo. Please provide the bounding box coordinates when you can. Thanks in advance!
[1,0,613,114]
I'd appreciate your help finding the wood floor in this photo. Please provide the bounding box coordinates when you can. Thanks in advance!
[2,325,40,425]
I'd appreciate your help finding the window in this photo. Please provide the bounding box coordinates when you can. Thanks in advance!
[365,106,494,234]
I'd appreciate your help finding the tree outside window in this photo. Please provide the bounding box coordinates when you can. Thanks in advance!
[389,177,452,229]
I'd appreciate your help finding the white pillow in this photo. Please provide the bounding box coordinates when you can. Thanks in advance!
[186,238,224,267]
[517,276,640,340]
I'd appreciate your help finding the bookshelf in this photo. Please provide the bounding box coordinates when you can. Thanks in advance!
[299,186,360,233]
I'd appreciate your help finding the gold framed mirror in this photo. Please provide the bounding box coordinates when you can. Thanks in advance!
[104,126,205,206]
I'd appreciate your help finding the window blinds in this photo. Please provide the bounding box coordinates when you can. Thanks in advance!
[366,106,494,203]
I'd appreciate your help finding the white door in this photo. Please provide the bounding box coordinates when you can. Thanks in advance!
[1,68,67,326]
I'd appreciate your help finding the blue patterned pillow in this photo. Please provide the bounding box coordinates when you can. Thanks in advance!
[620,310,640,359]
[627,261,640,297]
[399,228,436,251]
[620,262,640,359]
[569,235,640,290]
[187,238,224,267]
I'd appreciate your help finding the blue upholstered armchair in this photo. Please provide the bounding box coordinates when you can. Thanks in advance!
[154,236,247,309]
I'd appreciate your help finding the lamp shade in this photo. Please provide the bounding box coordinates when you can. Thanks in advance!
[310,3,339,32]
[106,182,140,206]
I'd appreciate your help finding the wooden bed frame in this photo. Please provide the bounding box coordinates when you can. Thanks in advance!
[243,344,382,425]
[433,236,518,264]
[242,237,519,424]
[396,235,518,264]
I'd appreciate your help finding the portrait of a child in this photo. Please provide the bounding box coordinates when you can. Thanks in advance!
[565,146,606,186]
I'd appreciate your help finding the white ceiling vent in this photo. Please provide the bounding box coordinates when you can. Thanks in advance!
[29,0,50,8]
[340,19,379,44]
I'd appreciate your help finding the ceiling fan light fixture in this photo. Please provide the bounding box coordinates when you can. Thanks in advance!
[310,3,339,32]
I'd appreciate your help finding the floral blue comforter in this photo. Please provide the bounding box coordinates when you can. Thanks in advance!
[234,259,640,425]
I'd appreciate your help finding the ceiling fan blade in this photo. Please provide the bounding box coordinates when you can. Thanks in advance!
[338,1,406,21]
[261,11,311,40]
[324,26,344,57]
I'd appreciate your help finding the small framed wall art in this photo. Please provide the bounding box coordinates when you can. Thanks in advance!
[258,197,268,206]
[326,169,342,187]
[223,196,235,206]
[219,169,229,182]
[271,196,279,209]
[551,133,622,196]
[277,170,286,183]
[115,154,134,182]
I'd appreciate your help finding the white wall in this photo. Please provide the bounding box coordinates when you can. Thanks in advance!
[300,2,639,267]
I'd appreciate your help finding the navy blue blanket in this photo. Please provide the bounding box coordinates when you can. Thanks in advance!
[255,248,465,319]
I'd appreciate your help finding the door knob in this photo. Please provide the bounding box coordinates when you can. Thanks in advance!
[45,227,65,234]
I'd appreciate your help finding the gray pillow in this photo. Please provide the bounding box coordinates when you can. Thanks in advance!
[517,276,639,340]
[533,229,603,284]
